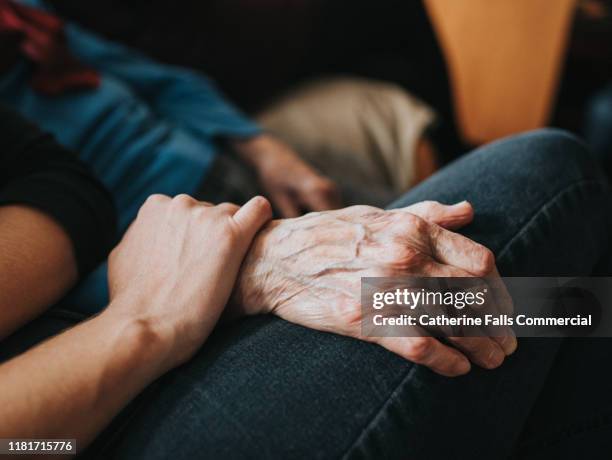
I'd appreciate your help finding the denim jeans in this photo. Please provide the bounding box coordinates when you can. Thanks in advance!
[2,129,611,459]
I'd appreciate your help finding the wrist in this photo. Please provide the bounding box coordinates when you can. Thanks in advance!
[99,300,177,376]
[233,219,284,316]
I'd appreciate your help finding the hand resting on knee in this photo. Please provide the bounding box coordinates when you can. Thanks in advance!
[232,200,517,377]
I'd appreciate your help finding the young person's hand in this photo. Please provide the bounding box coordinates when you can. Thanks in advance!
[108,194,272,371]
[232,200,517,377]
[232,134,341,217]
[0,195,271,447]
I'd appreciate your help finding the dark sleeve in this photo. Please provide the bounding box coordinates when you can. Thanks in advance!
[0,105,117,276]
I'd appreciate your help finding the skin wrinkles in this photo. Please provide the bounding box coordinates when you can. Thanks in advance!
[233,200,515,376]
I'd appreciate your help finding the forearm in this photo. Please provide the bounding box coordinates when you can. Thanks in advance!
[0,303,170,452]
[0,206,77,339]
[0,194,272,452]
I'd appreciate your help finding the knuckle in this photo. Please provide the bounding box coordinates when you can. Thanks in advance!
[145,193,169,204]
[172,193,196,208]
[389,243,424,271]
[193,204,212,217]
[422,200,441,210]
[139,194,169,217]
[216,202,240,214]
[406,337,433,361]
[405,212,428,234]
[473,246,495,275]
[143,194,169,210]
[349,204,377,214]
[336,204,380,219]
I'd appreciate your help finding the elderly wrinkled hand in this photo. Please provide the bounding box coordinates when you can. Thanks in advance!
[233,200,517,377]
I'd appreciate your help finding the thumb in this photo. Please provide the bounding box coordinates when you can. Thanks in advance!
[233,196,273,240]
[400,200,474,230]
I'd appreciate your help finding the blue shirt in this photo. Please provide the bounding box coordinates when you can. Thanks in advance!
[0,0,262,312]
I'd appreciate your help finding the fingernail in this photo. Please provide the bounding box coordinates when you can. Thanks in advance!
[455,358,471,375]
[499,329,518,355]
[486,348,505,369]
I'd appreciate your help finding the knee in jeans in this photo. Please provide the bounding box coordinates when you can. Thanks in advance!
[514,128,604,185]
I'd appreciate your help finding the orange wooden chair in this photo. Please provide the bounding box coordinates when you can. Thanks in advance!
[425,0,577,144]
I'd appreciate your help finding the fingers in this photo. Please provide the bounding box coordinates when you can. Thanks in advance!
[427,222,496,277]
[401,200,474,230]
[233,196,273,239]
[491,330,518,356]
[396,201,484,274]
[376,336,471,377]
[417,260,512,366]
[401,210,518,362]
[487,266,514,316]
[271,191,301,218]
[162,194,272,240]
[487,266,517,355]
[300,176,342,212]
[446,336,505,369]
